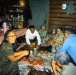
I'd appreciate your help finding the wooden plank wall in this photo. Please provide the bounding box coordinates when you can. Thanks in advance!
[48,0,76,32]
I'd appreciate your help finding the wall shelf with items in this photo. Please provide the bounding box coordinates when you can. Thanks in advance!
[9,11,23,13]
[8,5,24,28]
[8,5,23,14]
[9,5,21,8]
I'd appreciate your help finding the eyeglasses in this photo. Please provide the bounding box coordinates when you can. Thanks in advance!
[8,35,17,37]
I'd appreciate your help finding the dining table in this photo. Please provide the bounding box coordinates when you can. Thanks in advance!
[0,28,27,45]
[18,50,55,75]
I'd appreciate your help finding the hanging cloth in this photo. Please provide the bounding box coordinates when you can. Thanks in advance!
[67,1,75,15]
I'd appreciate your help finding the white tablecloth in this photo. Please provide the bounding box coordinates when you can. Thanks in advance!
[18,53,54,75]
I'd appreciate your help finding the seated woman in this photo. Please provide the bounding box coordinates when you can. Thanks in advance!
[39,25,50,44]
[41,27,64,53]
[39,25,51,52]
[0,30,29,75]
[51,27,64,53]
[51,52,70,75]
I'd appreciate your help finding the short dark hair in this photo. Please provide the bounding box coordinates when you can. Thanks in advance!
[64,28,74,34]
[54,52,70,65]
[57,27,64,33]
[29,25,35,29]
[3,30,13,42]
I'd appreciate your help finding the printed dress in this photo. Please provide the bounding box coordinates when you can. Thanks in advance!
[0,42,19,75]
[39,30,50,44]
[51,33,64,53]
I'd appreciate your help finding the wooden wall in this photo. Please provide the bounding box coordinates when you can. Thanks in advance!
[48,0,76,32]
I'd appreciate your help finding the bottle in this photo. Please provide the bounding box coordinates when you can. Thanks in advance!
[11,15,13,21]
[3,22,7,33]
[17,14,20,21]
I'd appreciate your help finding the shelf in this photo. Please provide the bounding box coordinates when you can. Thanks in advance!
[15,21,23,22]
[8,5,23,13]
[9,11,23,13]
[15,21,23,28]
[8,5,23,27]
[8,21,23,22]
[9,6,21,8]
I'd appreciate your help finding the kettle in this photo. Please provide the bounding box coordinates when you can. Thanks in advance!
[33,48,38,56]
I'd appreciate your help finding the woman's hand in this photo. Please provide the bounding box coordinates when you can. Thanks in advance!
[8,50,29,62]
[23,50,29,56]
[41,34,47,38]
[53,39,57,42]
[17,43,25,51]
[51,60,62,75]
[53,39,63,45]
[51,60,58,75]
[36,45,40,49]
[52,60,56,64]
[20,43,25,47]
